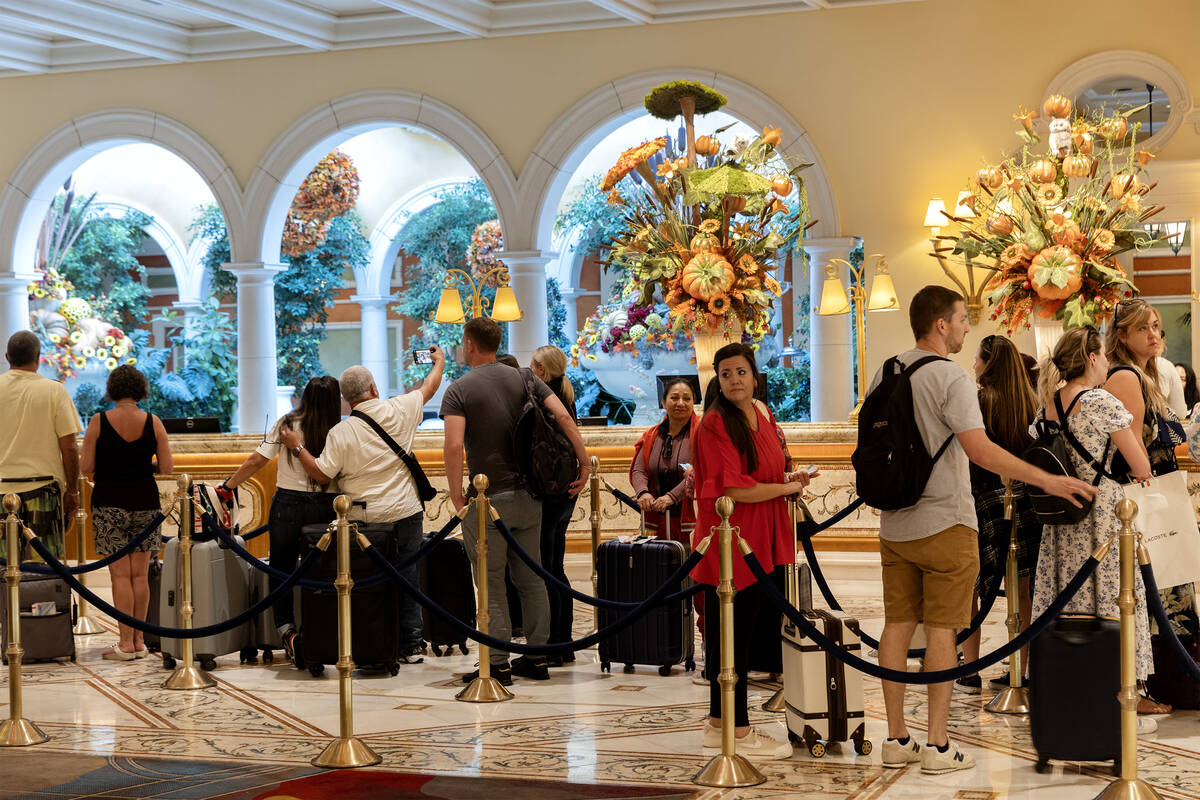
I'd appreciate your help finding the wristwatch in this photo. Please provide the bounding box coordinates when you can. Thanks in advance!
[291,444,305,458]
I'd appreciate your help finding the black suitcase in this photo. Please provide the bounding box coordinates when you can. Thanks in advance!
[144,558,162,653]
[597,536,694,675]
[1030,615,1121,774]
[420,534,475,656]
[300,522,402,678]
[1,570,75,663]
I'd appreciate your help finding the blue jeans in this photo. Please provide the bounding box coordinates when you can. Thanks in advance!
[268,489,336,630]
[392,512,424,652]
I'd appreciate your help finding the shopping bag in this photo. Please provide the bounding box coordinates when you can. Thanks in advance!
[1123,470,1200,589]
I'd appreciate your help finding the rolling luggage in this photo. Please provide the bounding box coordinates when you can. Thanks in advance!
[1030,615,1121,774]
[299,522,402,678]
[419,534,474,656]
[1148,632,1200,710]
[782,563,870,758]
[1,570,75,663]
[144,557,162,653]
[247,567,301,665]
[597,536,694,675]
[159,536,257,671]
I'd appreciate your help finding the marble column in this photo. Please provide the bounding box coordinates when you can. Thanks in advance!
[352,294,391,398]
[560,286,582,346]
[0,276,30,347]
[500,250,551,364]
[805,237,857,422]
[225,262,284,435]
[171,300,205,351]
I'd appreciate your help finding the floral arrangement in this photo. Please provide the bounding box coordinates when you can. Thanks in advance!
[571,277,691,366]
[27,267,135,379]
[940,94,1164,333]
[467,219,505,287]
[282,149,360,257]
[600,80,810,340]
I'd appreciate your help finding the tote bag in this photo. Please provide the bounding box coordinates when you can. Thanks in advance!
[1123,470,1200,589]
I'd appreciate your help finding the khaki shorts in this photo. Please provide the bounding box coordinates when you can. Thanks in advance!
[880,525,978,629]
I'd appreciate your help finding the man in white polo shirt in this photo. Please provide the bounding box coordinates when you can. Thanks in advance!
[284,347,444,660]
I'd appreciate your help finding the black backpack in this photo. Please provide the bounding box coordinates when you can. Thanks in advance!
[1023,390,1109,525]
[852,355,953,511]
[513,368,578,500]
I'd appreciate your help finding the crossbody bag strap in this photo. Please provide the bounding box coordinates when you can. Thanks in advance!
[350,409,435,502]
[1055,390,1114,485]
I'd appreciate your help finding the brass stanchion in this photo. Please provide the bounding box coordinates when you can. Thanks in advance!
[987,479,1030,715]
[1093,499,1162,800]
[72,475,103,636]
[762,496,798,713]
[457,474,514,703]
[0,494,48,746]
[314,495,381,768]
[588,455,601,637]
[163,474,216,690]
[694,496,766,788]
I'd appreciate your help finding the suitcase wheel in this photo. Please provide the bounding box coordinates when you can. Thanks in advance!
[600,661,611,673]
[432,645,444,657]
[162,654,176,670]
[309,663,325,678]
[1034,757,1050,774]
[262,649,274,664]
[388,662,400,677]
[623,664,635,674]
[809,742,826,759]
[685,659,695,672]
[201,658,217,671]
[239,647,258,664]
[658,665,672,677]
[854,738,872,756]
[459,643,468,655]
[788,730,802,745]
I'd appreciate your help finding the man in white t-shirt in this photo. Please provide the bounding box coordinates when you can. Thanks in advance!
[871,286,1095,775]
[285,348,445,660]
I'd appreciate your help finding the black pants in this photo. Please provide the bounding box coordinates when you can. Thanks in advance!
[268,488,335,629]
[704,580,769,727]
[540,494,577,646]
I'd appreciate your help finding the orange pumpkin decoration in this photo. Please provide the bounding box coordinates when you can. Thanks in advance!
[1029,159,1058,184]
[1110,173,1140,198]
[1028,245,1083,300]
[1099,116,1129,141]
[696,135,722,156]
[761,127,782,147]
[1073,132,1095,155]
[986,215,1014,236]
[689,229,721,254]
[1062,154,1092,178]
[977,166,1004,190]
[681,252,735,301]
[1043,94,1073,119]
[771,175,793,196]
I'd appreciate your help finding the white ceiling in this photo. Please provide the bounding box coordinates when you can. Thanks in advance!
[0,0,925,78]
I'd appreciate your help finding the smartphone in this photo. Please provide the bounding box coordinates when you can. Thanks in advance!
[413,348,434,365]
[804,464,819,475]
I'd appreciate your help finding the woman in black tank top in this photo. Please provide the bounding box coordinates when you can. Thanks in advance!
[80,366,173,661]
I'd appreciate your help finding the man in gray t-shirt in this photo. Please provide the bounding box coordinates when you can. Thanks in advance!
[440,317,589,685]
[874,286,1095,776]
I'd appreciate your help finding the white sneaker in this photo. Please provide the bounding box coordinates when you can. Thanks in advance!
[702,723,721,749]
[920,740,975,774]
[693,668,709,686]
[701,725,792,760]
[881,737,921,768]
[1138,716,1158,736]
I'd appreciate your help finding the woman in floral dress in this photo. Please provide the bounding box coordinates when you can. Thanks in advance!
[1030,327,1153,681]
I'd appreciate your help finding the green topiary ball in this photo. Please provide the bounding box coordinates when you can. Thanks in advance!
[643,80,727,120]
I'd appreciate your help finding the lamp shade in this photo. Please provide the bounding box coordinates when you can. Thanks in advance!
[923,197,947,227]
[490,285,523,322]
[867,273,900,311]
[954,190,975,218]
[434,288,465,323]
[816,276,850,316]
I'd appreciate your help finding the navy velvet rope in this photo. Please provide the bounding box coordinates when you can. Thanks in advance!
[797,518,1002,657]
[744,547,1100,684]
[492,516,703,609]
[26,533,321,639]
[7,512,167,575]
[204,511,463,591]
[361,540,706,656]
[1141,562,1200,684]
[241,523,269,541]
[608,487,640,512]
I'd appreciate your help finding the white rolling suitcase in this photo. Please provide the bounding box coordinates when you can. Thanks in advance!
[782,563,871,758]
[159,537,256,671]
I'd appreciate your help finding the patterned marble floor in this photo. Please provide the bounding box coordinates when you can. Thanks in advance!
[1,559,1197,800]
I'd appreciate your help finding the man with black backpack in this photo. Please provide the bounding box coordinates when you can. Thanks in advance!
[441,318,589,685]
[862,286,1096,775]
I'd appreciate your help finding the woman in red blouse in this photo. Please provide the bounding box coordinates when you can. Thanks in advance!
[694,342,813,760]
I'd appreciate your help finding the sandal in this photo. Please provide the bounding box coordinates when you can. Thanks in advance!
[101,646,137,662]
[1137,696,1172,715]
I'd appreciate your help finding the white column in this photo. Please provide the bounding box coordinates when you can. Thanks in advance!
[226,262,284,435]
[805,237,857,422]
[352,294,391,398]
[171,300,204,355]
[560,286,581,345]
[501,250,551,364]
[0,276,30,348]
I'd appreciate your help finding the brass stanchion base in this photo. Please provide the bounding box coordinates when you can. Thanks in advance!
[0,718,49,747]
[162,665,217,690]
[985,686,1030,715]
[456,676,514,703]
[762,687,786,712]
[1093,779,1164,800]
[692,753,766,788]
[312,736,382,768]
[72,616,105,636]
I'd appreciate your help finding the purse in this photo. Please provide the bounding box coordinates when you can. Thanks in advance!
[350,410,437,505]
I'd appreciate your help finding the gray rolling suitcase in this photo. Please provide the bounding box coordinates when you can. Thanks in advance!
[1,570,75,663]
[247,567,301,664]
[159,537,256,671]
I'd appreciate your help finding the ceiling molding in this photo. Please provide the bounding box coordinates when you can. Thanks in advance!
[150,0,336,50]
[369,0,491,37]
[0,0,188,62]
[584,0,655,24]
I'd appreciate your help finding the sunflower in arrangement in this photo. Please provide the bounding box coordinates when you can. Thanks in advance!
[935,94,1165,334]
[599,80,813,343]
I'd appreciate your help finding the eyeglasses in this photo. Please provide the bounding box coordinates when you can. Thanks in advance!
[260,415,281,447]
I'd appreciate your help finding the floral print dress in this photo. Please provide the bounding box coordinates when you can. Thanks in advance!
[1030,390,1152,679]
